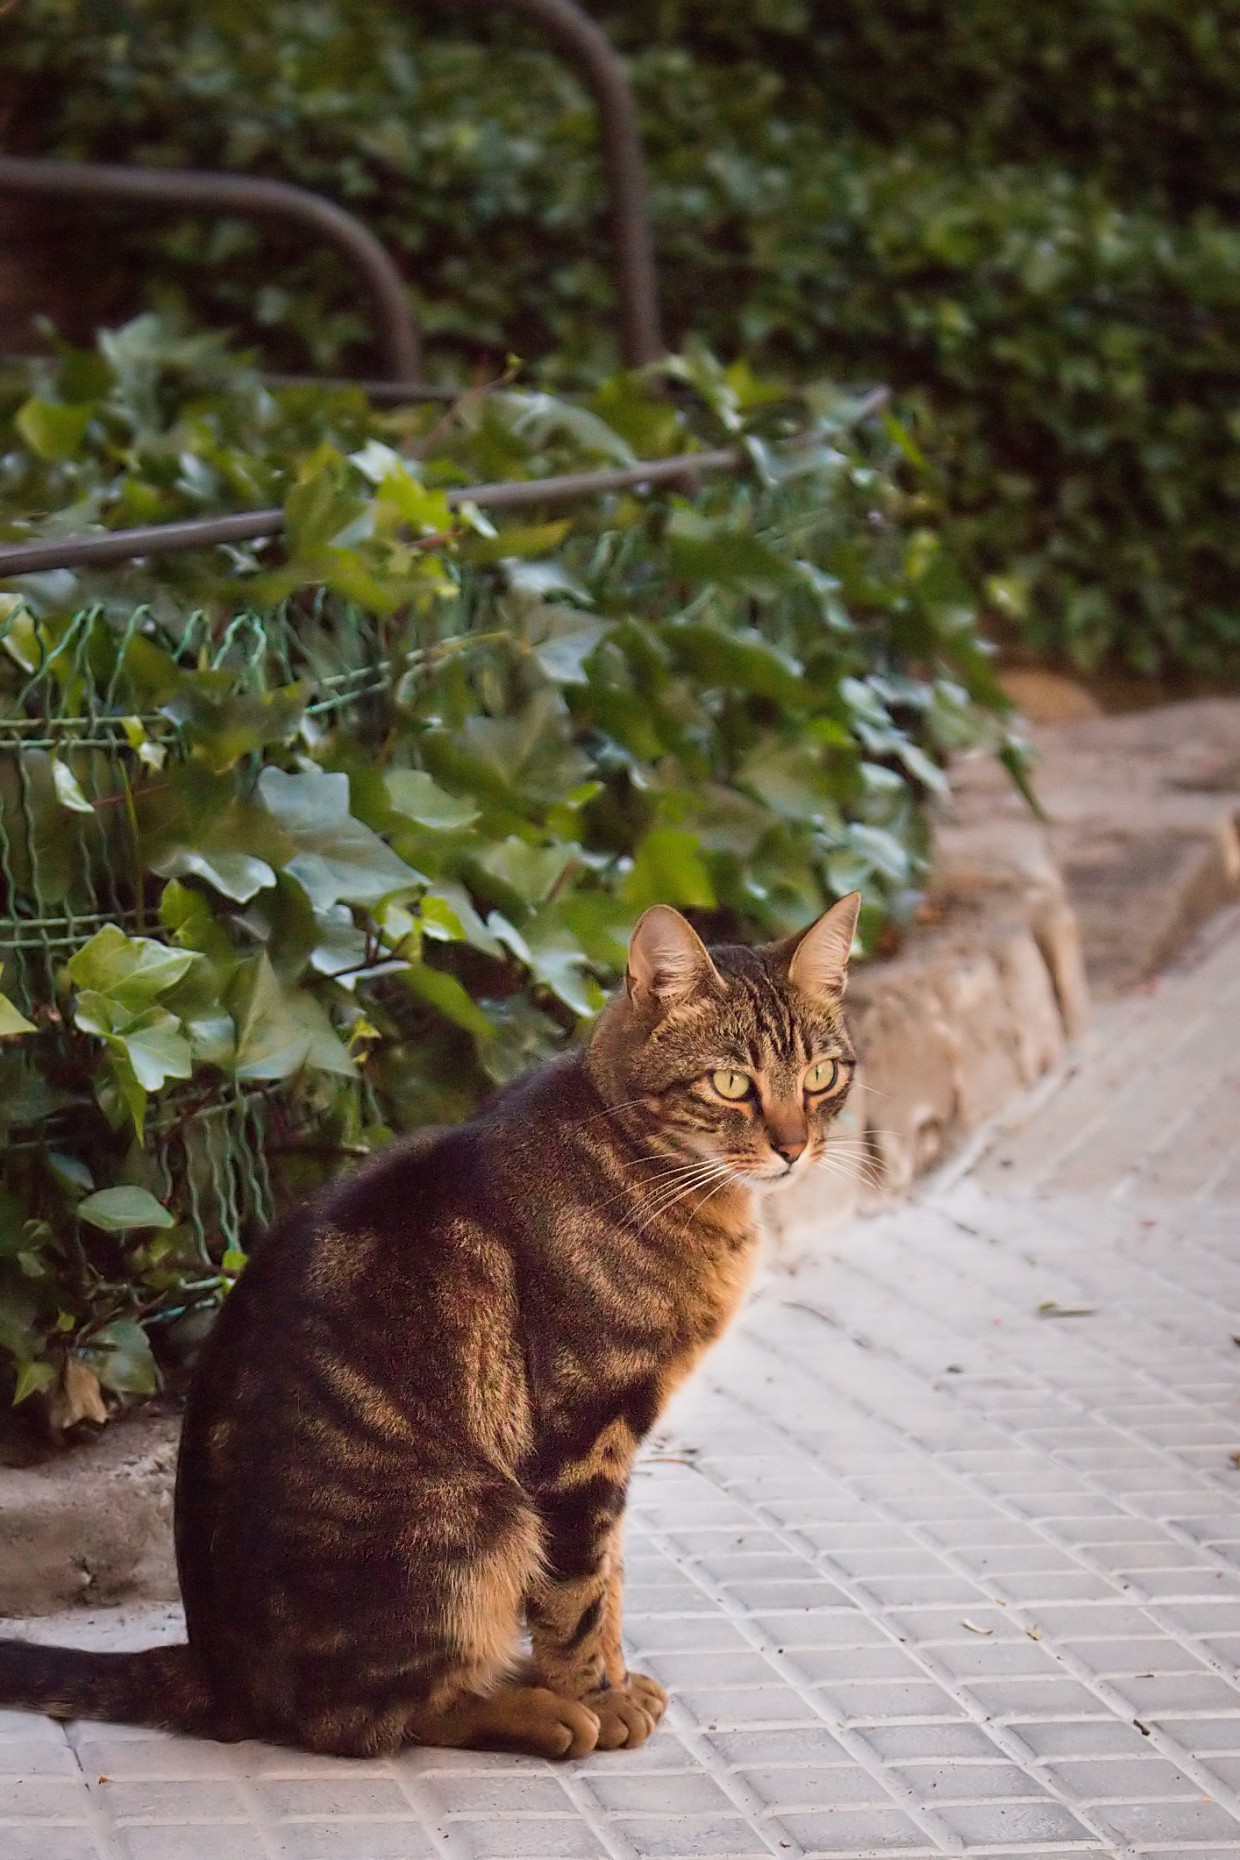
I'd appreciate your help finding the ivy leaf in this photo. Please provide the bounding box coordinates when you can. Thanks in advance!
[154,847,277,904]
[385,769,479,831]
[475,837,578,909]
[309,904,373,982]
[668,621,802,703]
[523,911,604,1018]
[528,614,609,686]
[444,690,592,809]
[622,827,717,911]
[50,756,95,814]
[146,779,291,904]
[159,678,308,774]
[840,821,913,882]
[15,397,92,462]
[81,1318,159,1395]
[403,962,495,1040]
[257,767,424,911]
[71,992,193,1119]
[65,926,195,1011]
[666,516,793,591]
[418,882,503,956]
[114,1006,195,1093]
[229,953,356,1080]
[738,742,847,825]
[0,993,36,1037]
[77,1187,176,1232]
[13,1360,58,1406]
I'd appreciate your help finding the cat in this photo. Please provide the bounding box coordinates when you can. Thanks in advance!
[0,892,860,1759]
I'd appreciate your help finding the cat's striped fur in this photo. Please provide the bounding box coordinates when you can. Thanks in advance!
[0,896,859,1758]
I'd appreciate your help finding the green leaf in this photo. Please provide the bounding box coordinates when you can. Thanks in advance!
[999,742,1047,820]
[418,882,503,955]
[77,1187,176,1232]
[159,678,308,774]
[146,780,291,904]
[50,756,94,814]
[65,926,195,1011]
[0,993,36,1037]
[622,827,717,911]
[13,1360,57,1406]
[309,904,372,981]
[113,1006,194,1093]
[475,837,578,908]
[48,1152,93,1197]
[403,962,495,1039]
[528,614,609,686]
[523,911,604,1018]
[257,767,423,911]
[154,847,277,904]
[738,742,847,825]
[666,515,793,590]
[81,1318,158,1395]
[158,880,235,963]
[283,447,369,556]
[15,398,92,462]
[385,769,479,831]
[229,953,356,1081]
[667,621,802,702]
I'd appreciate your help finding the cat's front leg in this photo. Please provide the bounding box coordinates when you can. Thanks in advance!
[527,1484,666,1748]
[587,1540,669,1744]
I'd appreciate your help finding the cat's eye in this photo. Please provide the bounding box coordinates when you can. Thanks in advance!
[711,1068,753,1101]
[804,1058,840,1095]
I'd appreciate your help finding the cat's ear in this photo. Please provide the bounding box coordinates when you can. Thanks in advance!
[627,906,722,1010]
[784,892,861,998]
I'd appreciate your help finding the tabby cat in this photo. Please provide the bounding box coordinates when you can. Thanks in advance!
[0,893,859,1759]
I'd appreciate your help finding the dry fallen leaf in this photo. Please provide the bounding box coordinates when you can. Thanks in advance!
[1036,1300,1098,1319]
[46,1358,109,1432]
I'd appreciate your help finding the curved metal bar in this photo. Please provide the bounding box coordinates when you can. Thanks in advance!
[0,449,739,576]
[455,0,663,369]
[0,157,421,383]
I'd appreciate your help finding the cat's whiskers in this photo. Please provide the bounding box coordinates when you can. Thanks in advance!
[629,1161,737,1239]
[812,1148,887,1194]
[594,1155,731,1217]
[630,1159,731,1219]
[611,1157,727,1216]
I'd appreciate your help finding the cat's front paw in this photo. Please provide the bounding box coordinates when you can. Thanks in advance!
[582,1671,668,1750]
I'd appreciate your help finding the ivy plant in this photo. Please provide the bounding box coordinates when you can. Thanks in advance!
[0,319,1020,1421]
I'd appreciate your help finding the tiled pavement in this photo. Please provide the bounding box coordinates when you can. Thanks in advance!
[4,906,1240,1859]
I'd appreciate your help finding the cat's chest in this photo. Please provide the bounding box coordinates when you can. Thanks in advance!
[533,1214,760,1437]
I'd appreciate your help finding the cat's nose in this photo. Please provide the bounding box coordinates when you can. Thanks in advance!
[772,1133,806,1165]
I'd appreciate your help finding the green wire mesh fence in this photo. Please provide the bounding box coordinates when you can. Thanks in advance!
[0,595,409,1272]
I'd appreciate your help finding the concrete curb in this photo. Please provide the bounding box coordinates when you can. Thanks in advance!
[3,698,1238,1617]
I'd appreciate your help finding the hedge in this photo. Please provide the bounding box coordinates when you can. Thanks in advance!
[5,0,1240,676]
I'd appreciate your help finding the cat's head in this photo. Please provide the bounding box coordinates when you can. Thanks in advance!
[588,894,860,1186]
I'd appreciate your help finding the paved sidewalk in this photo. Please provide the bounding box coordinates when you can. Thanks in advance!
[5,908,1240,1860]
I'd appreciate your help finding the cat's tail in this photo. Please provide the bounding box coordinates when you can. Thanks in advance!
[0,1638,215,1733]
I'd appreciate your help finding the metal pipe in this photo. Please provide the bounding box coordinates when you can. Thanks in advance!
[455,0,663,368]
[0,157,421,383]
[0,448,739,575]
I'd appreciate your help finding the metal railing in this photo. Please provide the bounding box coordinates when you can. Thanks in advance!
[462,0,662,368]
[0,0,682,577]
[0,451,740,577]
[0,0,660,385]
[0,156,423,383]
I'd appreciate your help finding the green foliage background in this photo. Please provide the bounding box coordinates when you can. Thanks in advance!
[5,0,1240,675]
[0,320,1018,1408]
